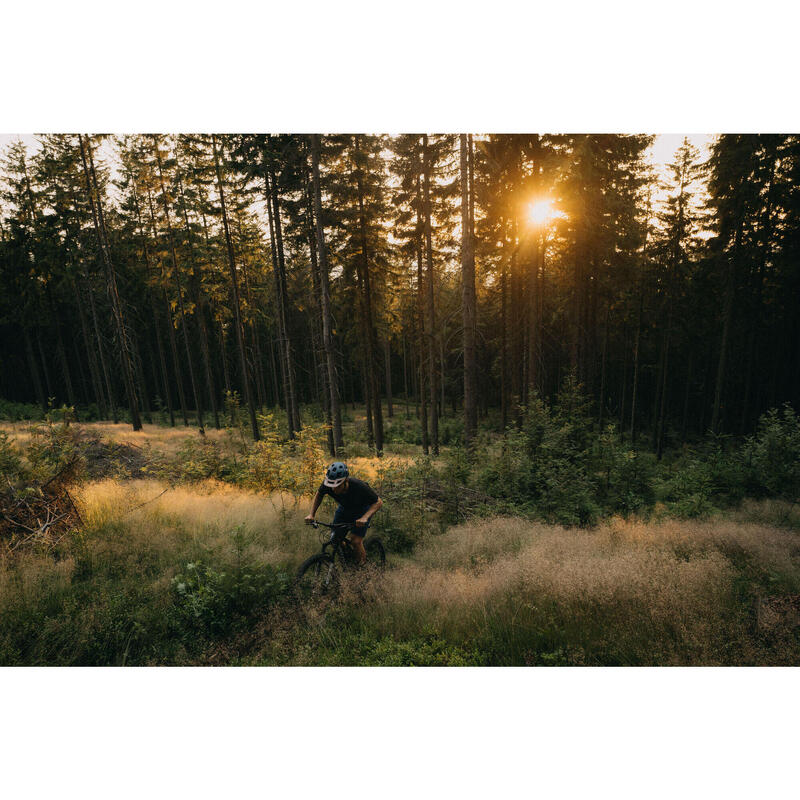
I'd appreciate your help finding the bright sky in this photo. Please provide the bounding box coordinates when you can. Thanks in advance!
[648,133,713,169]
[1,134,715,222]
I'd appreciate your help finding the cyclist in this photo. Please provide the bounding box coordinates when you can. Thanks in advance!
[305,462,382,565]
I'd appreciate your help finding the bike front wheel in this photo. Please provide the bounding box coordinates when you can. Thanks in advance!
[295,553,339,600]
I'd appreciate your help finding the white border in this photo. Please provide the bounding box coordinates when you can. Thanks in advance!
[3,1,799,132]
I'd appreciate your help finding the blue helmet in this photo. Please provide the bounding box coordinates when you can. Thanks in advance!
[324,461,349,487]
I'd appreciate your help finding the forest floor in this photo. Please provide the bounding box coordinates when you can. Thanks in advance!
[1,421,799,665]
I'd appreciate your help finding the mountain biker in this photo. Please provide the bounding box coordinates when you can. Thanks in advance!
[304,462,382,565]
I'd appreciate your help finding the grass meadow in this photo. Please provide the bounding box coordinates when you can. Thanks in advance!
[1,407,799,666]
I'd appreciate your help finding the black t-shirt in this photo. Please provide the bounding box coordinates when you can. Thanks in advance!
[318,477,379,516]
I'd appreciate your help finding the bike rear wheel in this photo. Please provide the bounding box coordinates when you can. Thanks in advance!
[364,536,386,571]
[295,553,339,599]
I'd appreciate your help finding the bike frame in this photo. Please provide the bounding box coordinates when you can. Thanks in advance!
[310,520,360,565]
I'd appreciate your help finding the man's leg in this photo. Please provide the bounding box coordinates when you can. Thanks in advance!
[350,507,371,564]
[350,531,367,564]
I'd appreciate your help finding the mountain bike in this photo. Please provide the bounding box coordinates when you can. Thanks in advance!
[294,520,386,599]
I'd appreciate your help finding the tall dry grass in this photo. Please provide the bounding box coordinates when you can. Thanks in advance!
[311,515,800,665]
[4,465,799,664]
[77,478,321,568]
[0,421,238,457]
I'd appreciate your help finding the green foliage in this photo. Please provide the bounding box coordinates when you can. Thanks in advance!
[441,446,471,524]
[144,436,235,484]
[659,456,719,518]
[595,427,656,514]
[243,414,327,498]
[0,577,177,666]
[285,424,328,497]
[0,432,24,481]
[439,416,464,447]
[175,437,231,482]
[24,416,85,480]
[223,391,250,447]
[172,558,290,638]
[300,631,486,666]
[478,385,602,526]
[382,416,424,446]
[742,404,800,502]
[0,400,45,422]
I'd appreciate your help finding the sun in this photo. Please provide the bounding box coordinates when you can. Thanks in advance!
[527,199,555,226]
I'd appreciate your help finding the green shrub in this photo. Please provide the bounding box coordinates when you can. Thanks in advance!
[595,427,656,514]
[660,456,717,517]
[742,404,800,502]
[439,417,464,446]
[0,432,25,482]
[0,400,45,421]
[370,457,437,551]
[150,436,235,483]
[477,382,602,526]
[24,417,86,480]
[172,556,290,638]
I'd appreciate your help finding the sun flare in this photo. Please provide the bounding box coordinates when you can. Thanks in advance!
[528,199,555,226]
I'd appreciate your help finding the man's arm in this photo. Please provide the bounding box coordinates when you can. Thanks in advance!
[356,497,382,527]
[305,490,324,524]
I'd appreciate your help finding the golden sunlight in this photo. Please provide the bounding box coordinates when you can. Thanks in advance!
[527,198,555,226]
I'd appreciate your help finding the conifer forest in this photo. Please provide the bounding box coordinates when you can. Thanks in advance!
[1,134,797,449]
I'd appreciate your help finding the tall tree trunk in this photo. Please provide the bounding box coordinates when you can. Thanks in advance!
[309,135,343,453]
[211,134,259,441]
[618,324,628,443]
[384,337,394,420]
[72,336,90,407]
[655,322,671,459]
[303,159,334,456]
[152,136,205,435]
[354,135,384,455]
[416,229,429,454]
[440,336,446,419]
[629,278,644,444]
[501,258,509,432]
[711,218,743,434]
[598,304,609,430]
[78,134,141,430]
[526,234,541,403]
[402,333,410,419]
[263,183,289,415]
[461,136,478,448]
[200,215,232,402]
[24,329,47,413]
[235,216,268,411]
[146,184,188,426]
[740,144,777,434]
[130,176,174,426]
[268,334,279,409]
[361,353,374,449]
[265,158,301,436]
[84,270,118,423]
[47,288,77,409]
[36,328,53,401]
[132,335,153,423]
[215,310,232,396]
[270,156,302,433]
[175,165,221,429]
[681,350,693,443]
[422,135,438,454]
[72,277,107,418]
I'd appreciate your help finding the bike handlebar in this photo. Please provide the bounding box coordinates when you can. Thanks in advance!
[310,520,350,530]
